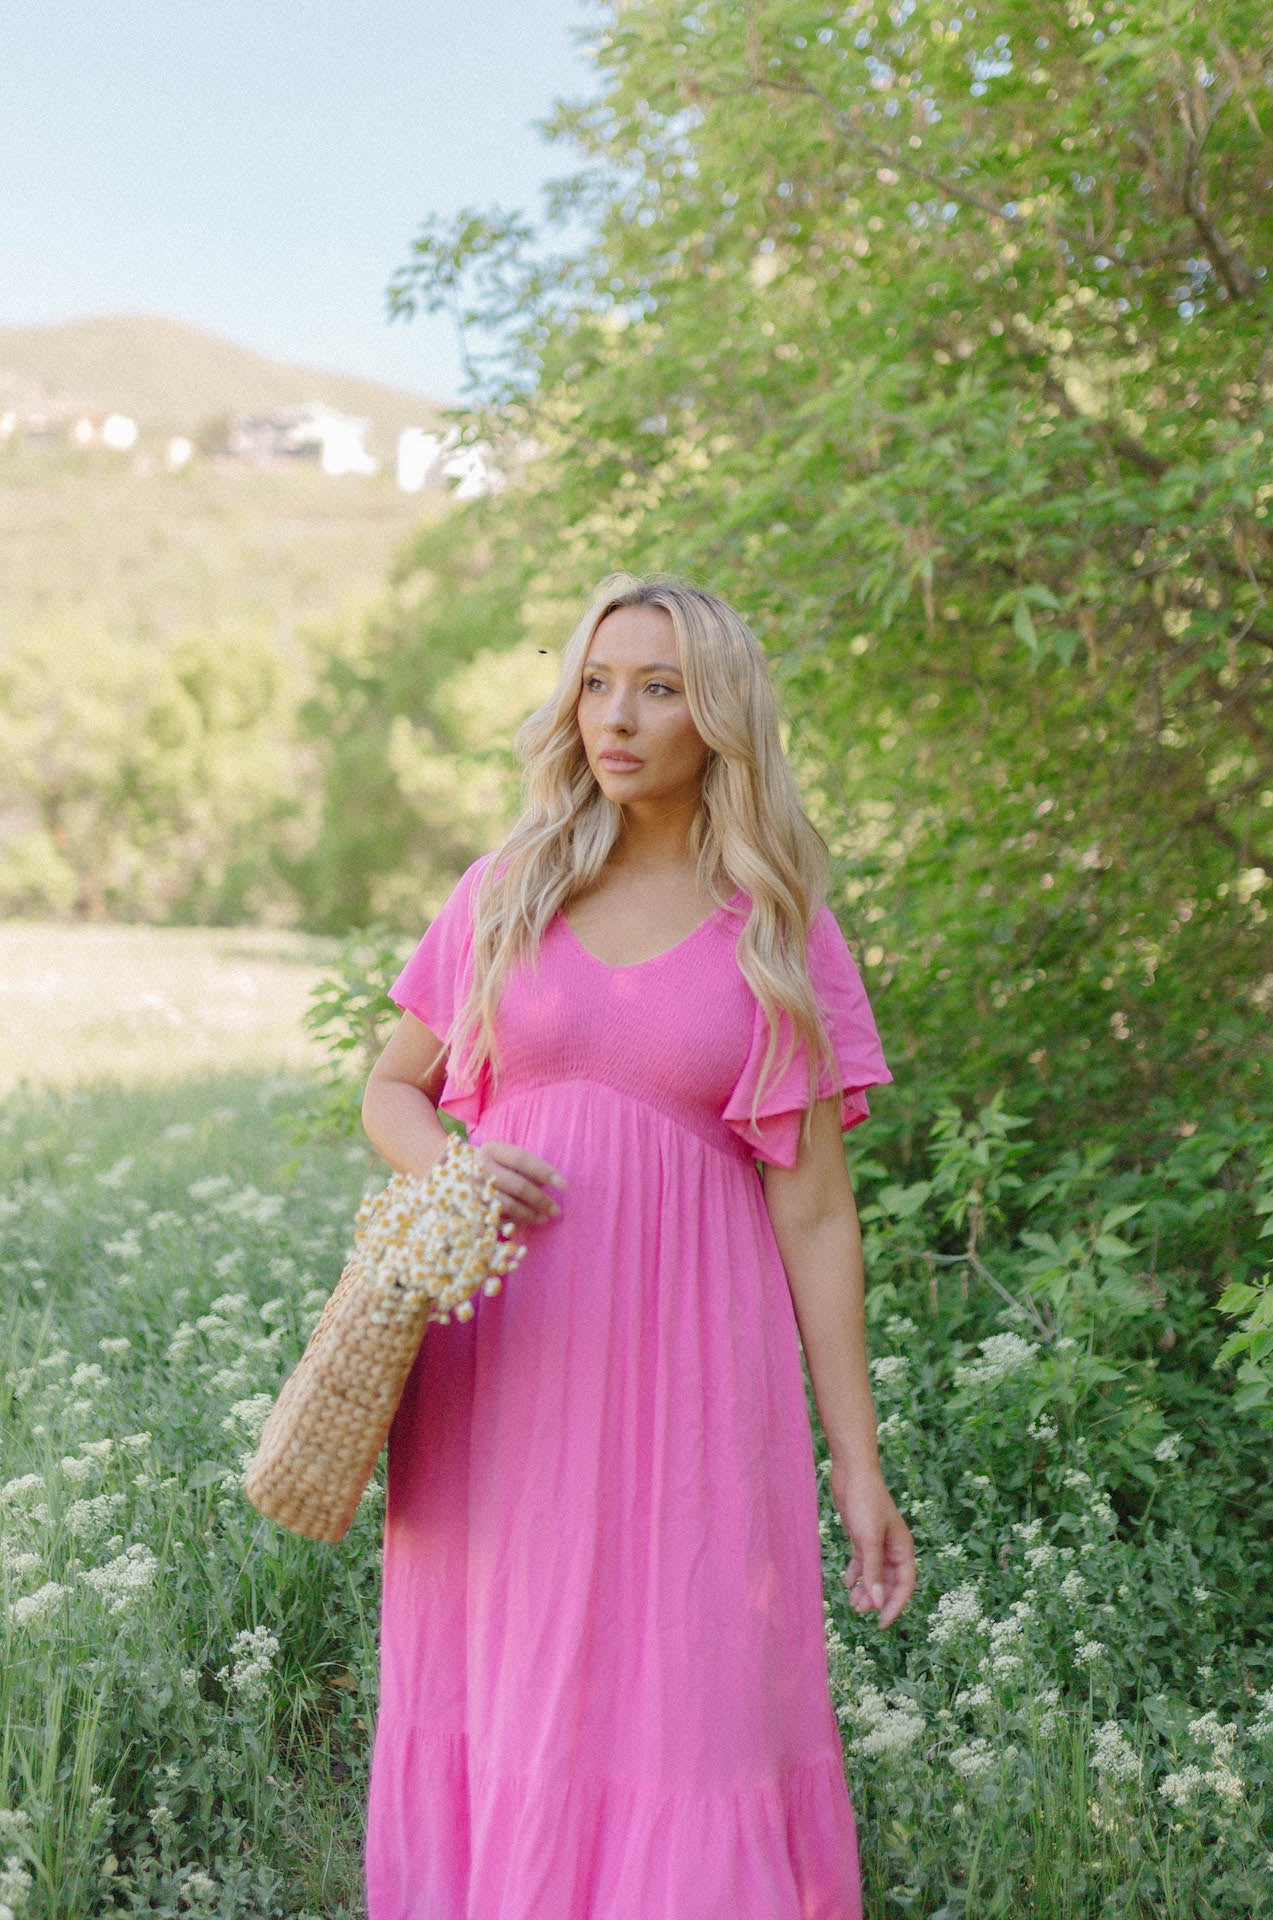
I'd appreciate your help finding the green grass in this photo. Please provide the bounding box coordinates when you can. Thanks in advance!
[1,1074,376,1916]
[0,925,341,1096]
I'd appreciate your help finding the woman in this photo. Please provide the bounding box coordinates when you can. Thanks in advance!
[360,571,916,1920]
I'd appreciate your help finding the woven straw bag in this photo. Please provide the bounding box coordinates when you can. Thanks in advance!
[243,1134,526,1543]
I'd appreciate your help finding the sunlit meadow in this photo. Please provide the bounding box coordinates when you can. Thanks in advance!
[0,932,1270,1917]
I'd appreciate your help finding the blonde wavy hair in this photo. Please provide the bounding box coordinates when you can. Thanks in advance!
[448,570,843,1155]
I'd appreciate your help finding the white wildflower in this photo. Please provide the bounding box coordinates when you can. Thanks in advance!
[884,1314,918,1339]
[1159,1764,1206,1808]
[1153,1433,1181,1462]
[95,1157,135,1189]
[846,1684,926,1756]
[937,1542,967,1560]
[1026,1543,1058,1572]
[1188,1711,1237,1761]
[166,1323,196,1362]
[0,1813,30,1843]
[1012,1517,1045,1543]
[69,1362,105,1393]
[954,1683,993,1710]
[80,1544,157,1614]
[1092,1720,1143,1784]
[869,1355,910,1387]
[102,1233,141,1261]
[953,1332,1039,1388]
[82,1439,114,1461]
[184,1868,217,1901]
[1026,1415,1057,1440]
[1074,1638,1107,1665]
[1060,1571,1086,1603]
[1,1552,41,1579]
[120,1432,151,1452]
[0,1476,43,1507]
[220,1394,275,1442]
[927,1583,986,1645]
[1250,1688,1273,1739]
[98,1338,131,1357]
[991,1651,1024,1676]
[1062,1467,1093,1492]
[216,1623,280,1704]
[1191,1585,1210,1606]
[0,1854,32,1907]
[188,1175,233,1202]
[948,1736,997,1780]
[162,1122,195,1141]
[213,1250,246,1278]
[10,1582,70,1629]
[63,1494,126,1537]
[58,1455,95,1486]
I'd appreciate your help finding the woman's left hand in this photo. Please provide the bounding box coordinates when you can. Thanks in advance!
[830,1461,917,1630]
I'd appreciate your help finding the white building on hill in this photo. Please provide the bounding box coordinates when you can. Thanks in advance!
[68,411,139,450]
[396,424,505,498]
[227,404,379,476]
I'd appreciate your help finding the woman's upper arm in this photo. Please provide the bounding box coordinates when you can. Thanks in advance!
[366,1009,449,1104]
[760,1093,859,1237]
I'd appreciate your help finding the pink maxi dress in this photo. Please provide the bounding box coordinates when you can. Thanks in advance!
[366,851,892,1920]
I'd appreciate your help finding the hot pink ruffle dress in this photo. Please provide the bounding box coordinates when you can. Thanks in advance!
[366,852,892,1920]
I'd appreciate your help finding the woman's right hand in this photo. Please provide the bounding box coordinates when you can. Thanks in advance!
[471,1140,566,1226]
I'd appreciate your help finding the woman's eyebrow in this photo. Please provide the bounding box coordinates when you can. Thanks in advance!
[583,660,683,674]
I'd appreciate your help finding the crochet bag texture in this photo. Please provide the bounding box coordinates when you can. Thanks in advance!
[243,1135,526,1543]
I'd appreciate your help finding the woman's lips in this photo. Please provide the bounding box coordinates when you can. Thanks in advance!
[599,753,643,770]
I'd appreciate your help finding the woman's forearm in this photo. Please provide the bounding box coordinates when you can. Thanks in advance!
[361,1075,452,1178]
[776,1207,882,1480]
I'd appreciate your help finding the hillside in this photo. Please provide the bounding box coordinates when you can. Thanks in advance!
[0,312,447,451]
[0,314,461,654]
[0,441,448,653]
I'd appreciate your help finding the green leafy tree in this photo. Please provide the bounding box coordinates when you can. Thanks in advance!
[385,0,1273,1158]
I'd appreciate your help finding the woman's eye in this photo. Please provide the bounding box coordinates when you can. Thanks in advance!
[581,676,676,695]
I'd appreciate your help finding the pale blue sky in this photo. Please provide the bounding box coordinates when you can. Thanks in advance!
[0,1,606,401]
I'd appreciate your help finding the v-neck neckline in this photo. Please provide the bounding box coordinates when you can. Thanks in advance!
[556,888,748,973]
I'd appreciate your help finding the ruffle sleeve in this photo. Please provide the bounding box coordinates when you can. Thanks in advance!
[722,903,892,1169]
[388,852,495,1129]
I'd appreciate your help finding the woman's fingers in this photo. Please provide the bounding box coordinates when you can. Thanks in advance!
[475,1141,566,1223]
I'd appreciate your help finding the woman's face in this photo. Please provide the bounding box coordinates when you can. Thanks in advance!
[576,605,711,806]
